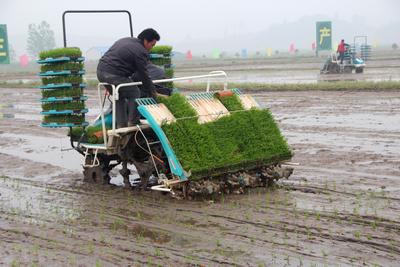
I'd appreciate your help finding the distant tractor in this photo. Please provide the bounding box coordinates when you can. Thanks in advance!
[321,36,370,74]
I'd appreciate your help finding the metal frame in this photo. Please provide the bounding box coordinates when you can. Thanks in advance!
[96,71,228,147]
[353,35,368,47]
[62,10,133,47]
[93,71,228,181]
[105,71,228,134]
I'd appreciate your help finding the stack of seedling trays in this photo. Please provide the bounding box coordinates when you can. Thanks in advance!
[149,45,174,89]
[37,47,88,128]
[360,44,372,61]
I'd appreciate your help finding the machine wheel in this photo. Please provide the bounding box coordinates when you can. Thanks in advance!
[83,162,111,185]
[327,63,340,74]
[355,67,364,73]
[344,66,352,73]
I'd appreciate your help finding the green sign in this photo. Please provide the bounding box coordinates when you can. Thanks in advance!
[316,21,332,51]
[0,24,10,64]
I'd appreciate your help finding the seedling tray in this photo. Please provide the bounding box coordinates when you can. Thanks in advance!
[39,70,85,77]
[41,122,88,128]
[149,53,172,59]
[37,57,85,64]
[41,108,88,115]
[41,96,87,103]
[39,83,86,89]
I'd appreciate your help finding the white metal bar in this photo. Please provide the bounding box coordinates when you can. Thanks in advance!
[115,71,229,99]
[97,82,109,148]
[150,184,172,192]
[111,85,116,134]
[83,147,100,167]
[281,162,300,166]
[206,71,227,92]
[137,124,160,178]
[147,141,161,145]
[96,72,229,144]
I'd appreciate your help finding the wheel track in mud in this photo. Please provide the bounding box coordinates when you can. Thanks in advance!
[1,180,251,266]
[3,174,400,243]
[175,208,400,256]
[9,170,400,220]
[285,183,400,201]
[0,214,241,266]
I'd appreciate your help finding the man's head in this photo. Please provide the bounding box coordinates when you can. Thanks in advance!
[138,28,160,51]
[341,39,345,43]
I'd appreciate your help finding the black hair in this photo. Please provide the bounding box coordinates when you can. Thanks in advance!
[138,28,160,42]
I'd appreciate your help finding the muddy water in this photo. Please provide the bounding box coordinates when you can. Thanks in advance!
[0,88,399,266]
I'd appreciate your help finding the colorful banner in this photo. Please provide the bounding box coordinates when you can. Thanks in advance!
[267,48,272,57]
[19,54,29,67]
[241,49,247,58]
[316,21,332,51]
[0,24,10,64]
[186,50,193,60]
[212,49,220,59]
[289,43,295,53]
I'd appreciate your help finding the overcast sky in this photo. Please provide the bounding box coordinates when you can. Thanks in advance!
[1,0,399,54]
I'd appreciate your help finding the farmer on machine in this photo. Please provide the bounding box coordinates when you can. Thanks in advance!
[97,28,163,128]
[337,39,346,64]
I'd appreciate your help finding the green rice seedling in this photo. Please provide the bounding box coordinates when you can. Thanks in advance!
[42,76,83,85]
[87,242,94,254]
[164,68,174,78]
[151,57,172,66]
[150,45,172,66]
[216,93,244,111]
[10,259,19,267]
[69,124,108,143]
[43,115,85,124]
[163,81,174,88]
[157,93,197,119]
[40,62,84,72]
[68,126,85,140]
[150,45,173,55]
[42,88,83,98]
[41,101,85,111]
[159,94,292,179]
[354,230,361,240]
[39,47,82,59]
[112,218,124,231]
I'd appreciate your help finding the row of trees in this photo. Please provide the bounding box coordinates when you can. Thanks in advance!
[21,21,400,60]
[26,21,56,58]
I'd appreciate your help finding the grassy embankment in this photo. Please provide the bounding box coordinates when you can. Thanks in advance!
[2,80,400,91]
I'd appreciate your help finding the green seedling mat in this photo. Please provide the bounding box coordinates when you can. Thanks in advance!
[40,62,84,72]
[158,93,292,179]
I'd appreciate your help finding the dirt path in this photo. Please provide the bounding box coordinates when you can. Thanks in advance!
[0,88,399,266]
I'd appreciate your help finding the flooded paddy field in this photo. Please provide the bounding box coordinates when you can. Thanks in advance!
[2,50,400,86]
[0,88,399,266]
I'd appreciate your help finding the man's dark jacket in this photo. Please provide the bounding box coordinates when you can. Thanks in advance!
[97,37,155,95]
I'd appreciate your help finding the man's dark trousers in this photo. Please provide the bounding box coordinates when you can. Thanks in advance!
[97,69,141,128]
